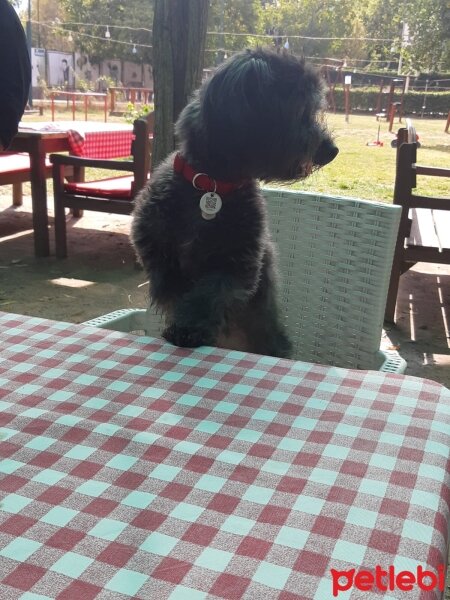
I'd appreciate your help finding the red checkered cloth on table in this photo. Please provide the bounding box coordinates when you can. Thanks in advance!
[67,128,134,159]
[0,311,449,600]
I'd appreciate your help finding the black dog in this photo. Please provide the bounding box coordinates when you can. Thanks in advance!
[131,48,338,358]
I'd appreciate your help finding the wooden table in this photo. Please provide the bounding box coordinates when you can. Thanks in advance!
[0,312,449,599]
[8,130,70,257]
[8,123,134,257]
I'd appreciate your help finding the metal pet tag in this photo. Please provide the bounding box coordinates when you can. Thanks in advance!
[199,192,222,220]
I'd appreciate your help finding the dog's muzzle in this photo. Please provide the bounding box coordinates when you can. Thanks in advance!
[314,139,339,166]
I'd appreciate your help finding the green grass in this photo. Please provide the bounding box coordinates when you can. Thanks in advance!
[2,107,449,203]
[294,113,450,202]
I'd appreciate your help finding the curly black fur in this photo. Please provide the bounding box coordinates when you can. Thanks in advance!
[131,48,338,358]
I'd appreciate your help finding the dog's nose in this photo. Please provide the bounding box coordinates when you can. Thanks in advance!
[314,140,339,166]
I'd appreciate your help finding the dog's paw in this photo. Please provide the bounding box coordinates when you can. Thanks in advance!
[163,324,215,348]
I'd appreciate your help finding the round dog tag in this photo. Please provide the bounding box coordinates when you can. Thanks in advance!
[199,192,222,220]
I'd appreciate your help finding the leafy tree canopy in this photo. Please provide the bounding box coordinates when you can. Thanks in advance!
[15,0,449,73]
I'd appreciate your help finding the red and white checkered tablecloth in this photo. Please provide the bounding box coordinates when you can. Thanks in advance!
[0,312,449,600]
[18,121,134,159]
[63,122,134,158]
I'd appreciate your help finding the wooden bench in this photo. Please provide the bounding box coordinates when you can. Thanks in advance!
[385,120,450,321]
[0,152,52,207]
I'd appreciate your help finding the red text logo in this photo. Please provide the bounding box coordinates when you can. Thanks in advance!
[331,565,446,597]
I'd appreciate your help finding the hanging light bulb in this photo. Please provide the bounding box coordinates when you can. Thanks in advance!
[105,26,111,39]
[132,44,137,54]
[68,32,73,42]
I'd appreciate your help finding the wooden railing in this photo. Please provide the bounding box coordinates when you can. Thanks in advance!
[109,87,154,112]
[49,90,108,122]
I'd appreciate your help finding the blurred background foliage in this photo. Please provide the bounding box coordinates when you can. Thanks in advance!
[11,0,450,74]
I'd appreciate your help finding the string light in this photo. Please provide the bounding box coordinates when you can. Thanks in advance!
[33,20,396,43]
[42,21,152,33]
[30,20,402,69]
[36,22,151,49]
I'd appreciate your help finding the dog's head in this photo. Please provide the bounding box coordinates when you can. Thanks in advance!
[176,48,338,182]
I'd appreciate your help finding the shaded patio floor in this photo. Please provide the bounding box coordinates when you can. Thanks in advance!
[383,262,450,389]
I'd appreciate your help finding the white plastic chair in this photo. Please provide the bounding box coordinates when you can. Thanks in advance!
[84,189,405,372]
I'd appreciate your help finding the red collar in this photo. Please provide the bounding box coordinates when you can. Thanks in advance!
[173,153,247,196]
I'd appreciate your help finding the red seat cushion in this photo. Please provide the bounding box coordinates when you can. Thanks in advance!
[0,153,52,175]
[64,175,134,199]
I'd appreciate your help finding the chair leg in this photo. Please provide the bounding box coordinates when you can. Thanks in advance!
[385,265,401,323]
[54,194,68,258]
[12,183,23,207]
[385,205,412,323]
[68,166,84,218]
[71,208,84,218]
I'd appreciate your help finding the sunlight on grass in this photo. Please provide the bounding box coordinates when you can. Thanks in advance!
[292,113,449,202]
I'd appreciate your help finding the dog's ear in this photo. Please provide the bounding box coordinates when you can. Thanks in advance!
[175,52,277,170]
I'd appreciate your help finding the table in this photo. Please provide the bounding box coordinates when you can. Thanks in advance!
[8,122,134,257]
[49,91,109,123]
[0,312,449,600]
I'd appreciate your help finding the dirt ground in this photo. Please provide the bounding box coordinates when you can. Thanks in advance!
[0,193,449,390]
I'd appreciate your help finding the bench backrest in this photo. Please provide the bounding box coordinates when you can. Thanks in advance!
[395,119,450,210]
[385,120,450,321]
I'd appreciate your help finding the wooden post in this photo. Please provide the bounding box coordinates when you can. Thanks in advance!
[387,80,395,118]
[344,76,351,123]
[445,110,450,133]
[388,102,401,132]
[375,79,384,114]
[51,93,55,121]
[152,0,209,168]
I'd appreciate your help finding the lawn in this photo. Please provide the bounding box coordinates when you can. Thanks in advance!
[292,113,450,202]
[3,107,449,203]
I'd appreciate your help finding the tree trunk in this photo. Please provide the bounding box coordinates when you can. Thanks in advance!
[152,0,209,168]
